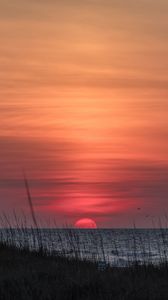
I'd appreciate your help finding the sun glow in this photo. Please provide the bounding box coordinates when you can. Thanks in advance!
[74,218,97,229]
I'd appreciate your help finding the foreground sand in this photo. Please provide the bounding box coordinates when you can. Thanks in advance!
[0,242,168,300]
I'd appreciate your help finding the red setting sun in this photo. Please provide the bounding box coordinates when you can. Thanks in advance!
[74,218,97,229]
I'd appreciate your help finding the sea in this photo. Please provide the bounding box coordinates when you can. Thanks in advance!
[0,228,168,267]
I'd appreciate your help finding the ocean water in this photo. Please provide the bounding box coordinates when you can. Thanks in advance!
[0,229,168,267]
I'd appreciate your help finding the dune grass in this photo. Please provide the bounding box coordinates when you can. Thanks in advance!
[0,240,168,300]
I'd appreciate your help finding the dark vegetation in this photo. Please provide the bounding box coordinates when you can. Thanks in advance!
[0,241,168,300]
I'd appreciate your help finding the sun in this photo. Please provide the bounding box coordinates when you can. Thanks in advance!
[74,218,97,229]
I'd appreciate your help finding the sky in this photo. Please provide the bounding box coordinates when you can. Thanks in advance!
[0,0,168,227]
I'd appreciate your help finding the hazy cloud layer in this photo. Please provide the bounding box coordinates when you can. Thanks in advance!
[0,0,168,226]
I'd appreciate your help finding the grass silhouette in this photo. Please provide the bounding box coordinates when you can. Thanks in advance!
[0,240,168,300]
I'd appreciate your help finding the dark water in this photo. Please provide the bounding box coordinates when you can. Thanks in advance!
[1,229,168,266]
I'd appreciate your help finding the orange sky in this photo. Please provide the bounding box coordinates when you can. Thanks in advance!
[0,0,168,227]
